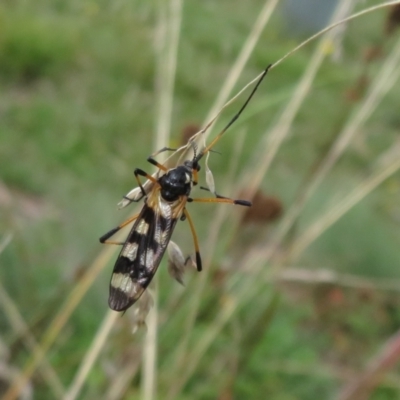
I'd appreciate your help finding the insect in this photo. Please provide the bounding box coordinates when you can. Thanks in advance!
[100,65,270,312]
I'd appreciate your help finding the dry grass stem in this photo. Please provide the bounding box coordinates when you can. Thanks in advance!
[63,311,120,400]
[258,29,400,265]
[2,236,124,400]
[105,353,141,400]
[5,2,400,398]
[337,329,400,400]
[272,0,400,69]
[141,289,159,400]
[0,233,12,254]
[142,1,183,399]
[165,130,247,391]
[161,3,400,395]
[0,235,65,398]
[153,0,182,150]
[203,0,279,126]
[275,267,400,293]
[167,297,237,399]
[245,0,355,200]
[288,153,400,261]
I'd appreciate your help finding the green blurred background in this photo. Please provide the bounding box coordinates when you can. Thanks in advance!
[1,1,400,399]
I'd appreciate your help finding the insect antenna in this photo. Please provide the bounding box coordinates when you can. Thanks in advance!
[195,64,271,163]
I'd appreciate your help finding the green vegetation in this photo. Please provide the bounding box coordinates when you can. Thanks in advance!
[1,1,400,399]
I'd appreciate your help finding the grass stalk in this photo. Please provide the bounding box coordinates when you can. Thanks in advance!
[203,0,279,127]
[105,352,141,400]
[275,267,400,293]
[262,32,400,263]
[288,150,400,261]
[272,0,400,69]
[63,310,120,400]
[337,329,400,400]
[142,0,182,399]
[164,130,247,396]
[2,238,122,400]
[245,0,355,199]
[0,236,65,398]
[164,3,400,393]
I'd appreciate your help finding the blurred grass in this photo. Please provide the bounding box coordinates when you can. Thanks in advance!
[1,0,400,399]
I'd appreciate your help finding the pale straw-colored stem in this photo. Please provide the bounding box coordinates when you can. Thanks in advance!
[165,131,247,399]
[165,2,400,393]
[203,0,279,129]
[3,241,119,400]
[142,1,182,400]
[0,234,65,398]
[244,0,353,199]
[272,0,400,70]
[263,33,400,263]
[288,150,400,261]
[63,311,120,400]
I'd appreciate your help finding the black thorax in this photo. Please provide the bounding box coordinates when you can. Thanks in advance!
[158,164,192,202]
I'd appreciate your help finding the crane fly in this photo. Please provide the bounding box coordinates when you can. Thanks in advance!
[100,65,270,312]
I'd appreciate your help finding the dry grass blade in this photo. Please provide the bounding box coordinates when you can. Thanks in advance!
[141,289,158,400]
[169,297,238,398]
[262,32,400,262]
[0,233,12,254]
[272,0,400,69]
[164,130,247,394]
[199,0,278,191]
[2,240,120,400]
[337,329,400,400]
[164,3,400,394]
[288,149,400,261]
[0,235,64,398]
[63,311,120,400]
[0,282,65,398]
[224,0,353,291]
[161,2,278,389]
[105,352,141,400]
[142,1,182,399]
[174,68,268,168]
[153,0,182,148]
[5,2,399,398]
[244,0,356,199]
[229,143,400,328]
[171,0,276,168]
[276,267,400,293]
[203,0,278,126]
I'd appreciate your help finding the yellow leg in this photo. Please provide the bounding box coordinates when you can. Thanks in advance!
[183,208,202,271]
[99,213,140,244]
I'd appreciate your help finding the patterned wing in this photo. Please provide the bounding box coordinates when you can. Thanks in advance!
[109,196,183,312]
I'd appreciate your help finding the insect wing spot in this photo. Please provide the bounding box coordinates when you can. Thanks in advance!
[109,272,142,311]
[145,248,155,269]
[136,219,150,236]
[154,224,170,246]
[123,242,139,261]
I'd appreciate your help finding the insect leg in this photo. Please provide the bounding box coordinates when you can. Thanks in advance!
[122,193,144,203]
[183,208,202,272]
[120,162,163,207]
[192,167,199,186]
[188,196,252,207]
[147,157,168,171]
[134,168,159,196]
[99,213,140,244]
[147,147,178,171]
[196,186,252,206]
